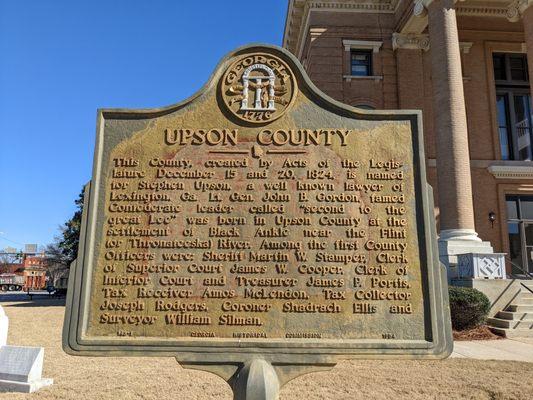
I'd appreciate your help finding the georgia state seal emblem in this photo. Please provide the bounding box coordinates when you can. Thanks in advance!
[221,53,297,123]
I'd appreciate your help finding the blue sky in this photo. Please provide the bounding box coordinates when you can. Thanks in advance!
[0,0,287,250]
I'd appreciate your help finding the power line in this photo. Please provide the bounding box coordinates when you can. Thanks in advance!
[0,236,25,246]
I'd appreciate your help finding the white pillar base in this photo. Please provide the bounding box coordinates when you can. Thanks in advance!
[439,228,482,242]
[438,229,494,280]
[0,377,53,393]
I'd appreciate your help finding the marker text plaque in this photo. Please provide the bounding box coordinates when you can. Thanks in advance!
[64,46,452,389]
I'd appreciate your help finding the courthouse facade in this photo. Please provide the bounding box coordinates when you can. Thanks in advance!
[283,0,533,277]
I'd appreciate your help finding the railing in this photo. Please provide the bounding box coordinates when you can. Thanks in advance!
[506,256,533,280]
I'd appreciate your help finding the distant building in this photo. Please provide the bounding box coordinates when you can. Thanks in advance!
[23,266,47,290]
[1,250,49,290]
[22,253,48,290]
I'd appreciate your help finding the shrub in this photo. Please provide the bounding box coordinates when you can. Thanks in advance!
[448,286,491,331]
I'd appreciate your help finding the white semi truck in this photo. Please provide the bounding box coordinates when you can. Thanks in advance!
[0,274,24,291]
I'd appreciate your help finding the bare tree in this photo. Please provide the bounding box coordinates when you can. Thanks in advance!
[44,242,71,287]
[0,250,24,274]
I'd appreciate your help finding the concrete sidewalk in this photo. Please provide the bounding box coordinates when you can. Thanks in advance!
[451,338,533,362]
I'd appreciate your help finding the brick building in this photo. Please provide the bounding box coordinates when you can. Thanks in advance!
[283,0,533,280]
[22,254,48,290]
[22,266,47,291]
[23,254,47,269]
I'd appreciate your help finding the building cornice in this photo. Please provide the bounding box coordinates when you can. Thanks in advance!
[488,164,533,179]
[414,0,466,9]
[457,5,509,19]
[411,0,467,17]
[403,1,470,35]
[284,1,528,56]
[304,0,400,12]
[283,0,401,56]
[401,1,522,34]
[507,0,533,22]
[415,0,533,25]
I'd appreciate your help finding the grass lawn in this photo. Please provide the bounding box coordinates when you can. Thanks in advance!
[1,298,532,400]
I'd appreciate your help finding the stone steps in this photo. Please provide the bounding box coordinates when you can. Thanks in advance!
[496,310,533,320]
[487,317,533,329]
[487,283,533,337]
[514,296,533,305]
[507,304,533,312]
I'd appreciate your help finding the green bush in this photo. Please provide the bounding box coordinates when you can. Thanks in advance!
[448,286,491,331]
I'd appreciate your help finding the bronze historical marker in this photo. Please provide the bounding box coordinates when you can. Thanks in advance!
[63,45,452,398]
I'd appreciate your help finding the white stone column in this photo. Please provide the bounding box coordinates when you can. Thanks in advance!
[425,0,493,276]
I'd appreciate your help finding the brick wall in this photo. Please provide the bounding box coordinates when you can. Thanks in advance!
[299,11,532,254]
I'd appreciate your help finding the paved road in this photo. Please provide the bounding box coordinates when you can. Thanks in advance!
[0,290,54,302]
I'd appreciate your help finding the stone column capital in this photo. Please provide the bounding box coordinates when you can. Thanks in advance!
[414,0,466,16]
[413,1,429,18]
[507,0,533,22]
[392,32,473,54]
[392,33,430,51]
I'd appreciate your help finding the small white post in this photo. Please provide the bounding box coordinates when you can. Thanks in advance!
[0,306,8,346]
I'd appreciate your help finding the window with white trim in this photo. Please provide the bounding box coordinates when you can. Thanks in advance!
[494,53,532,160]
[342,39,382,80]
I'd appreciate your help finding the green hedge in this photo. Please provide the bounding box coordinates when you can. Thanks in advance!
[449,286,491,331]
